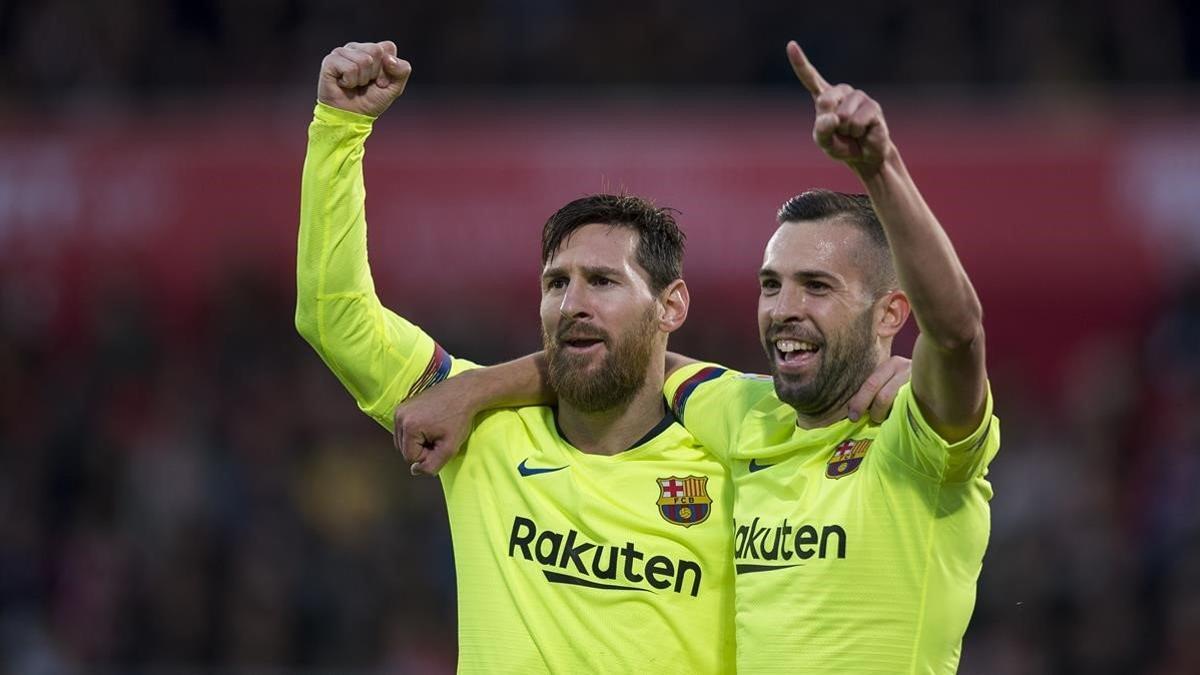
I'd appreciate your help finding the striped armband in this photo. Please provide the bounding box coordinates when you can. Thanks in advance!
[406,343,453,400]
[670,366,726,420]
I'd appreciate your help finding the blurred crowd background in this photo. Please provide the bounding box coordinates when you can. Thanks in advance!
[3,0,1199,100]
[3,1,1200,673]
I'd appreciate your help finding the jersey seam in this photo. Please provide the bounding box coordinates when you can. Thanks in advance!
[315,291,366,301]
[314,122,334,392]
[904,384,995,456]
[873,437,943,485]
[313,131,411,423]
[940,420,996,484]
[874,402,991,485]
[907,465,944,673]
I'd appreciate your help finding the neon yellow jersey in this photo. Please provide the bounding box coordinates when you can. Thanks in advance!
[297,103,736,673]
[666,363,1000,674]
[442,409,736,672]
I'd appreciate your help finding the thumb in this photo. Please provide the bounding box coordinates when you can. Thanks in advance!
[411,441,450,477]
[421,440,456,475]
[383,55,411,82]
[399,426,430,464]
[376,55,412,100]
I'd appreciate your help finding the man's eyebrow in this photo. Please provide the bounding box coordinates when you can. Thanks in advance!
[543,265,625,278]
[792,269,836,280]
[759,267,835,279]
[581,265,625,277]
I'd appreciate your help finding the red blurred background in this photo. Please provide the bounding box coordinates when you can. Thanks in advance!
[3,101,1183,383]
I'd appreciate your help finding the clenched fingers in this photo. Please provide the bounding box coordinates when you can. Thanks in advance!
[834,90,877,138]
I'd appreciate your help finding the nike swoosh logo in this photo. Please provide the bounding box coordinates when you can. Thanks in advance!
[518,458,568,477]
[748,459,775,473]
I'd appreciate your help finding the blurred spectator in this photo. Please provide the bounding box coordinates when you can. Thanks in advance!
[0,270,457,671]
[0,0,1197,111]
[1,248,1197,671]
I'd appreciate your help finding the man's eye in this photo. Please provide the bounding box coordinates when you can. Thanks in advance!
[593,277,613,287]
[547,278,567,290]
[806,281,830,292]
[760,279,780,291]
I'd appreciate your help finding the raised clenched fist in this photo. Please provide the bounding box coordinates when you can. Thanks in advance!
[317,41,412,118]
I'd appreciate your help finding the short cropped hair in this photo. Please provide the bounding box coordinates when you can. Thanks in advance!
[777,189,897,295]
[542,194,686,294]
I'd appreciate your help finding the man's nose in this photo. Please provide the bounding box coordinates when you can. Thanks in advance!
[769,283,807,324]
[559,281,592,319]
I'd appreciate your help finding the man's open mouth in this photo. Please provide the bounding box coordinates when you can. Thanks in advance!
[561,336,606,352]
[773,338,820,372]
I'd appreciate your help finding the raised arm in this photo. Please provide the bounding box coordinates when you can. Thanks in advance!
[787,41,987,442]
[296,42,467,432]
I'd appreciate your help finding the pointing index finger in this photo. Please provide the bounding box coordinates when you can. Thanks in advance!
[787,40,830,99]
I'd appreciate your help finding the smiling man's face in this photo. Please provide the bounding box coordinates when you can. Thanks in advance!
[757,217,883,418]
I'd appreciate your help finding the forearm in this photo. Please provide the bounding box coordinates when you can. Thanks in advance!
[420,350,697,419]
[859,151,983,349]
[863,151,988,439]
[450,353,557,415]
[296,102,378,335]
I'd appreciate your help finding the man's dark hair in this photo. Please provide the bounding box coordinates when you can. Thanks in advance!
[542,194,685,294]
[776,189,897,295]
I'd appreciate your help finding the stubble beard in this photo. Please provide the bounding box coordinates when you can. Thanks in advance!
[766,307,879,420]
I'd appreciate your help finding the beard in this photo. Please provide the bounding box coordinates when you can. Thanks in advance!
[764,306,879,419]
[543,306,658,414]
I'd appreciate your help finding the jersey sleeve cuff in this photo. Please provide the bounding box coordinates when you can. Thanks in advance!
[901,381,996,456]
[313,101,378,127]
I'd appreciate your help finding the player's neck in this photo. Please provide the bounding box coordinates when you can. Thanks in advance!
[557,374,667,456]
[792,351,888,430]
[794,404,853,430]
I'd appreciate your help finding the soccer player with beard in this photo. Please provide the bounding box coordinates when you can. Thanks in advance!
[295,41,738,671]
[394,41,999,673]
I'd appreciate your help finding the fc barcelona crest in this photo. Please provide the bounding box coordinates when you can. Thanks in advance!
[826,439,872,479]
[656,476,712,527]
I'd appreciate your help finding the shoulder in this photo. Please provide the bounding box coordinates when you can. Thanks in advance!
[468,405,555,439]
[665,363,775,419]
[443,405,557,481]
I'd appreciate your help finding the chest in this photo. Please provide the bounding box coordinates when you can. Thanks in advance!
[729,432,939,549]
[450,420,734,557]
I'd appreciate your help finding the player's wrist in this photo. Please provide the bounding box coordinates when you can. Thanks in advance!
[313,100,379,124]
[852,144,901,185]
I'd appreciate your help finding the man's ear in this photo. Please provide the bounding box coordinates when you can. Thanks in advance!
[659,279,689,333]
[875,289,910,338]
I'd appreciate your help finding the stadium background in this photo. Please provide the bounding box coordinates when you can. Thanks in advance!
[2,1,1199,672]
